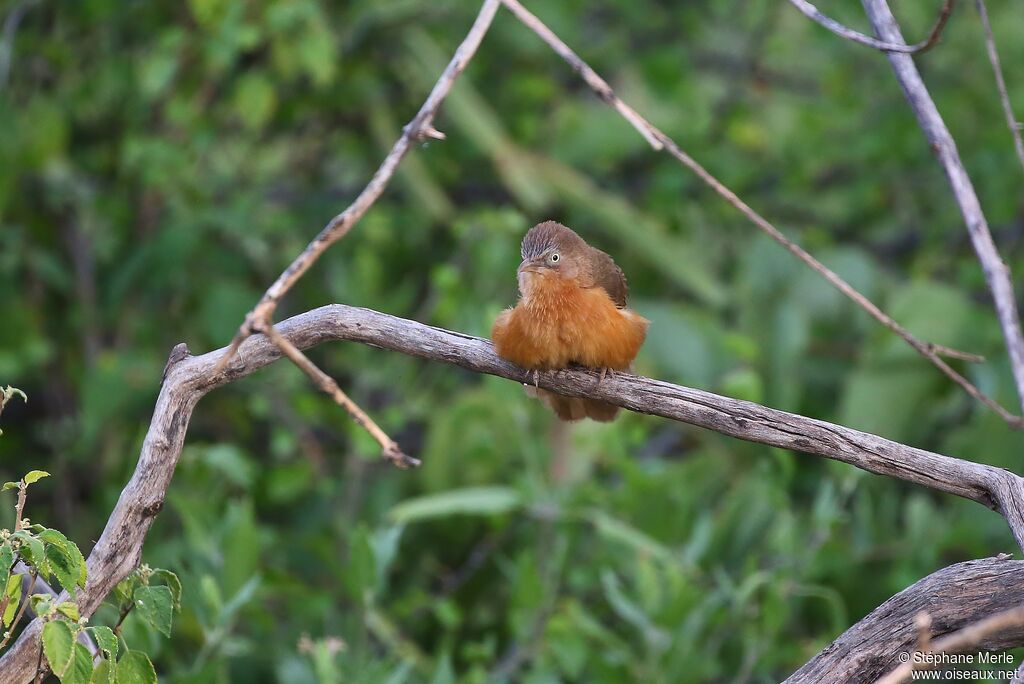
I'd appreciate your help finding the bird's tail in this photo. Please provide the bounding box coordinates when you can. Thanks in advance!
[526,387,620,422]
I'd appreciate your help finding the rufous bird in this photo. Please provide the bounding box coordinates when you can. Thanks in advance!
[491,221,649,421]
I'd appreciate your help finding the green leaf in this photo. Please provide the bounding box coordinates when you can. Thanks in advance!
[30,593,53,617]
[151,568,182,610]
[41,532,88,589]
[3,573,21,626]
[0,543,14,583]
[388,487,521,524]
[87,625,118,660]
[47,546,80,597]
[90,659,114,684]
[113,576,135,605]
[62,642,94,684]
[133,585,173,637]
[23,470,50,485]
[115,650,157,684]
[56,601,80,621]
[12,531,47,577]
[1,482,18,491]
[43,619,75,677]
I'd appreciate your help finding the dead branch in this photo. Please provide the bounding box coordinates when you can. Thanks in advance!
[785,557,1024,683]
[498,0,1019,427]
[212,0,502,466]
[3,304,1024,681]
[256,321,418,468]
[877,603,1024,684]
[787,0,953,54]
[862,0,1024,420]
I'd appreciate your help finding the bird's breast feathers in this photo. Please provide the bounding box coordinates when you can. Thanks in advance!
[491,273,648,370]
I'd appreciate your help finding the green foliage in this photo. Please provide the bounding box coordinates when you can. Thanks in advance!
[0,464,179,681]
[2,0,1024,681]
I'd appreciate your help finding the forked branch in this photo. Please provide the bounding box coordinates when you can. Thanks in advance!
[212,0,502,466]
[3,304,1023,682]
[498,0,1019,427]
[787,0,953,54]
[860,0,1024,420]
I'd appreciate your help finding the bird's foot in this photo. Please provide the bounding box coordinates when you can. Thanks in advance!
[532,368,540,388]
[596,367,615,387]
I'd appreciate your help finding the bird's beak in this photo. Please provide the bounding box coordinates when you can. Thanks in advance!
[517,258,540,275]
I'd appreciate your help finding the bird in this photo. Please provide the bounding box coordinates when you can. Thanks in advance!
[491,220,649,422]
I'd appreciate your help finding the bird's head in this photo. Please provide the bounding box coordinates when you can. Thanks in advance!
[517,221,588,294]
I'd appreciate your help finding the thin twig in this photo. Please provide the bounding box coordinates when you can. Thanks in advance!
[214,0,502,376]
[975,0,1024,174]
[877,605,1024,684]
[498,0,1018,427]
[14,484,26,532]
[787,0,953,54]
[0,483,31,625]
[256,322,419,469]
[862,0,1024,421]
[211,0,501,469]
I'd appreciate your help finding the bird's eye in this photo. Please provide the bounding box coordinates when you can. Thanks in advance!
[549,252,560,264]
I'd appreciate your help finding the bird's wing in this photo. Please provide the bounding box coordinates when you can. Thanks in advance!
[587,248,629,308]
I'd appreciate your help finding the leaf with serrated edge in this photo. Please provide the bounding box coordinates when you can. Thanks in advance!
[56,601,80,621]
[12,531,47,577]
[64,642,93,684]
[0,544,13,584]
[133,585,173,637]
[42,620,75,677]
[3,574,21,627]
[40,529,87,587]
[151,568,182,610]
[87,625,118,660]
[91,659,114,684]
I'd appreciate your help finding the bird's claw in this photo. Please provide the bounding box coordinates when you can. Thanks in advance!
[532,368,540,388]
[596,367,614,387]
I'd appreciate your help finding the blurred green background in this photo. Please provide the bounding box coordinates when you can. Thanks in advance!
[2,0,1024,681]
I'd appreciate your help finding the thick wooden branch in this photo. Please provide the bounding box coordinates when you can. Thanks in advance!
[3,304,1024,681]
[785,557,1024,683]
[862,0,1024,417]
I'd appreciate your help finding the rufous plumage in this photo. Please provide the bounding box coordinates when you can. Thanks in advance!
[491,221,649,421]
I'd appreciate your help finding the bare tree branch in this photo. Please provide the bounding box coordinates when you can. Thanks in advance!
[3,303,1024,681]
[975,0,1024,175]
[498,0,1019,427]
[787,0,953,54]
[862,0,1024,420]
[255,321,418,468]
[876,603,1024,684]
[785,557,1024,683]
[216,0,500,372]
[212,0,502,466]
